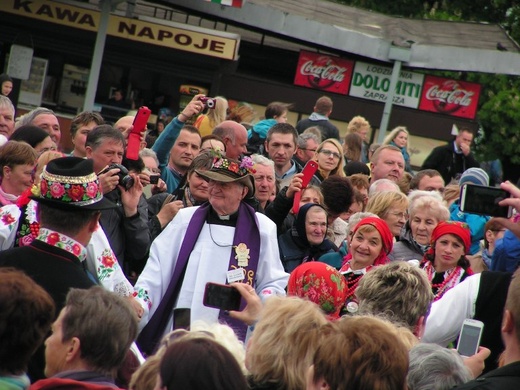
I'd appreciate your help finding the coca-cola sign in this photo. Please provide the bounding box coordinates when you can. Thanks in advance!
[294,50,354,94]
[419,75,481,119]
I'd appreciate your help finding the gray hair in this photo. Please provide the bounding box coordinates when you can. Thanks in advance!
[251,154,274,170]
[0,95,15,117]
[407,343,472,390]
[346,212,378,238]
[139,148,159,166]
[368,178,400,196]
[297,133,320,149]
[408,194,450,222]
[15,107,56,129]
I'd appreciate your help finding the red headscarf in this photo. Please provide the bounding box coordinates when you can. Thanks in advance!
[288,262,347,320]
[342,217,394,267]
[425,221,471,258]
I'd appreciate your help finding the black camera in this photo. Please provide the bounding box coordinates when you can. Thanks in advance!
[99,163,134,191]
[199,96,217,109]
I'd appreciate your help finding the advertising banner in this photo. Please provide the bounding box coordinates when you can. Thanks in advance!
[418,75,481,119]
[349,61,424,108]
[294,50,354,95]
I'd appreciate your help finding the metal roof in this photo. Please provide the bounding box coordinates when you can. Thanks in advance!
[156,0,520,75]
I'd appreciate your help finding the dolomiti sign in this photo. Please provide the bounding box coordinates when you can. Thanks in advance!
[294,51,481,120]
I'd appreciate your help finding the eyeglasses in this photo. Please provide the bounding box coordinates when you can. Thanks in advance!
[319,150,341,159]
[299,147,317,153]
[389,211,408,220]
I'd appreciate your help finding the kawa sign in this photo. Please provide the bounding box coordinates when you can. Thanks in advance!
[294,50,354,95]
[418,75,481,119]
[349,61,424,109]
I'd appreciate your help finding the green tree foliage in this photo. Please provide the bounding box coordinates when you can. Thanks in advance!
[335,0,520,166]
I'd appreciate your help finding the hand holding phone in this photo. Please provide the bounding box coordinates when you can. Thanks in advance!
[457,319,484,357]
[203,282,242,311]
[126,106,151,160]
[459,184,512,218]
[292,160,318,214]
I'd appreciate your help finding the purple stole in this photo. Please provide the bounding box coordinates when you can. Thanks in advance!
[137,202,260,355]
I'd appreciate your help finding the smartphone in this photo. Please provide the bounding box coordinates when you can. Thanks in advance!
[203,282,241,311]
[126,106,151,160]
[292,160,319,214]
[149,174,160,185]
[457,319,484,357]
[459,183,512,218]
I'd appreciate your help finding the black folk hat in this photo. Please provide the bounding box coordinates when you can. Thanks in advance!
[30,157,116,210]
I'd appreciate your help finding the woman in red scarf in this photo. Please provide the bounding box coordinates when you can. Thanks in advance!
[288,262,347,320]
[339,217,394,314]
[420,221,473,301]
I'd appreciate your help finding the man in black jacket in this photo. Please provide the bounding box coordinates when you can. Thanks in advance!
[295,96,340,141]
[421,127,479,185]
[86,125,150,277]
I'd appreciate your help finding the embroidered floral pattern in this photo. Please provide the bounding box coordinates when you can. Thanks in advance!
[39,176,102,205]
[37,228,87,263]
[0,210,16,230]
[134,287,152,309]
[97,249,117,282]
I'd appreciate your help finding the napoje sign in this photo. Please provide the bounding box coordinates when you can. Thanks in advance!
[5,0,240,60]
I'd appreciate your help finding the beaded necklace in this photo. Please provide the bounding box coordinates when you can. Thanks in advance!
[423,262,463,301]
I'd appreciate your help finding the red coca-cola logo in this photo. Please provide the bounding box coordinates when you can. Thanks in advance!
[425,80,474,114]
[294,51,354,95]
[300,57,347,89]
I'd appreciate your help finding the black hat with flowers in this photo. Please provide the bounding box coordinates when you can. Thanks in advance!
[195,155,256,197]
[30,157,116,210]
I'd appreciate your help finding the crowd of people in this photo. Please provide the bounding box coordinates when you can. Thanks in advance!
[0,91,519,390]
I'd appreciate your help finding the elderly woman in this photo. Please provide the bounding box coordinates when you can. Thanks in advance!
[0,141,37,206]
[365,190,409,237]
[389,193,450,262]
[383,126,413,173]
[339,217,393,313]
[278,203,337,273]
[247,296,327,390]
[314,138,346,181]
[420,221,473,301]
[288,262,347,320]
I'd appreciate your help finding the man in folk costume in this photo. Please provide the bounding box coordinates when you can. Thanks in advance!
[0,157,118,381]
[135,155,288,355]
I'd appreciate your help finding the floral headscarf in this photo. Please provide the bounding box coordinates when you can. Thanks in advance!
[288,262,347,319]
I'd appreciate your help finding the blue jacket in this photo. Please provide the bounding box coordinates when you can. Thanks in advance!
[152,117,183,193]
[449,201,490,255]
[491,230,520,272]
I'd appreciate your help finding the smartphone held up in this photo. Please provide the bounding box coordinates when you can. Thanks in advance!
[459,184,512,218]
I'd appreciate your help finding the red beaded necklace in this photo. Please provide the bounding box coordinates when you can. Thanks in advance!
[424,263,463,301]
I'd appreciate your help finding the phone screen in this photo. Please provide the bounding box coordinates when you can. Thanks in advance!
[203,283,242,311]
[457,323,483,357]
[460,184,511,218]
